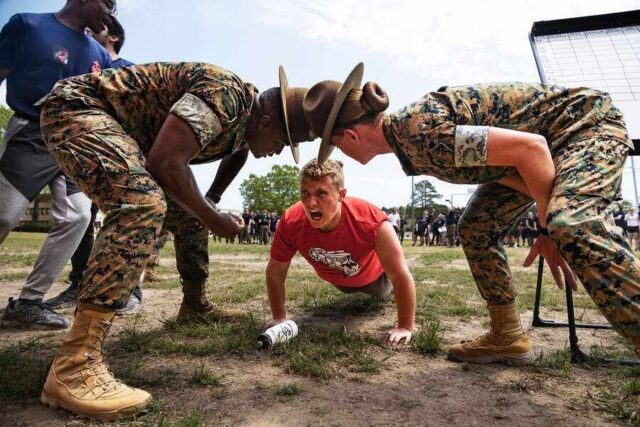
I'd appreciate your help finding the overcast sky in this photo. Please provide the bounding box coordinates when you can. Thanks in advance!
[2,0,639,210]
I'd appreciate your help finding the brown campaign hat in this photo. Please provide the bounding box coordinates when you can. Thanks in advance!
[279,65,315,164]
[302,63,364,164]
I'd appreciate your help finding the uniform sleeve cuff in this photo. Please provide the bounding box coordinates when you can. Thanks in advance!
[454,125,489,167]
[170,93,222,147]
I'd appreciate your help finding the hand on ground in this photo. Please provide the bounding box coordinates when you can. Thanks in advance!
[386,327,412,345]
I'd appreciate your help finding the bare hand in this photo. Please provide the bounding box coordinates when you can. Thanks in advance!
[215,213,243,238]
[386,327,412,345]
[523,235,578,291]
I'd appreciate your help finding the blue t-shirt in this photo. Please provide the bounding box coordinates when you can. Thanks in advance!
[0,13,112,119]
[112,57,134,68]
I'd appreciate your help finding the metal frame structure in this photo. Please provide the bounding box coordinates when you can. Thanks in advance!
[529,10,640,364]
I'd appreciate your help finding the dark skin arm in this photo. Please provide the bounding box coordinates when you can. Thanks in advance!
[146,113,242,238]
[204,148,249,203]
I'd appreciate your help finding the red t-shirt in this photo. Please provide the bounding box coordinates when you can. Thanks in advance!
[270,197,388,287]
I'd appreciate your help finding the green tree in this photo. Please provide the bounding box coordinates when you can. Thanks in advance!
[240,164,300,212]
[0,105,13,138]
[411,179,441,209]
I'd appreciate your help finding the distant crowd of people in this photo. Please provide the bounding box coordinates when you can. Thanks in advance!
[380,205,463,248]
[214,208,281,244]
[606,203,640,251]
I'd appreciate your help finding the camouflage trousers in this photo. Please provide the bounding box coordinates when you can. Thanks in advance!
[40,100,209,312]
[458,107,640,344]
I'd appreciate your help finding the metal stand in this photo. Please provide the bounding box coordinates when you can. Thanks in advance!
[532,256,639,365]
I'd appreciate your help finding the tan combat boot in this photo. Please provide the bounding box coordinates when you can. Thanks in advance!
[143,265,159,283]
[41,309,151,420]
[448,302,534,365]
[176,279,245,323]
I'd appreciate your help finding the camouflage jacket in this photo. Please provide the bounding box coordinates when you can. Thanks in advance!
[383,82,632,184]
[44,62,256,163]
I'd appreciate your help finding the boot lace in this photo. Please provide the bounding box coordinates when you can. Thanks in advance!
[83,320,124,394]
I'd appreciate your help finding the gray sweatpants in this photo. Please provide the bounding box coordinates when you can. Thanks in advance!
[0,116,91,301]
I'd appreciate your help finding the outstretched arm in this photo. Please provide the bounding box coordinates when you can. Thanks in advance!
[374,221,416,344]
[266,257,291,322]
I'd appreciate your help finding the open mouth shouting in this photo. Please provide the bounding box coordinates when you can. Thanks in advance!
[309,209,323,221]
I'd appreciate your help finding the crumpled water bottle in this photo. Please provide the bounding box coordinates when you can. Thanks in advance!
[257,320,298,349]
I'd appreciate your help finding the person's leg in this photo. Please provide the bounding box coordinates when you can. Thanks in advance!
[0,171,30,244]
[627,230,637,252]
[143,227,170,282]
[0,117,83,329]
[69,204,98,285]
[448,183,535,364]
[39,106,157,418]
[18,175,91,301]
[0,115,31,244]
[0,173,77,329]
[164,199,244,322]
[546,109,640,354]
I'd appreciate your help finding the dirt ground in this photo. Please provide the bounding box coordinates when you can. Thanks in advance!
[0,244,637,426]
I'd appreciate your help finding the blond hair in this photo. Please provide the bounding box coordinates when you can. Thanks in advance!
[300,158,345,189]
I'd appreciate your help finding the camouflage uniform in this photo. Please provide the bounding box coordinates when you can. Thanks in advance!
[38,62,255,312]
[384,83,639,344]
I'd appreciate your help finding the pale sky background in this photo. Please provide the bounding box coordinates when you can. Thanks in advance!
[2,0,640,211]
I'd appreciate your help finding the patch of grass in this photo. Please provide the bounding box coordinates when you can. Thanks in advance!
[588,384,640,425]
[273,384,303,397]
[412,319,443,355]
[163,414,205,427]
[117,315,259,357]
[190,364,223,387]
[419,250,466,266]
[0,253,39,268]
[271,325,383,379]
[0,340,54,401]
[0,272,30,281]
[534,348,572,376]
[414,285,484,321]
[618,365,640,378]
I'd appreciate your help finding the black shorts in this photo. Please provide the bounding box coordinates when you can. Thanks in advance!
[627,225,639,233]
[0,118,81,200]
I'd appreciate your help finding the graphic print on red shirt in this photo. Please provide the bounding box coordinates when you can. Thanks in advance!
[270,197,388,287]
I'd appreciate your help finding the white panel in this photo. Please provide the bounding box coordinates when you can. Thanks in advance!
[533,25,640,139]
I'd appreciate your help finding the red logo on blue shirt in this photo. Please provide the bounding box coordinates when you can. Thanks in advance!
[91,61,102,73]
[52,46,69,65]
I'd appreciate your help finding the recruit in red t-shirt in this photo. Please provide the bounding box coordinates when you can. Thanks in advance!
[270,197,388,288]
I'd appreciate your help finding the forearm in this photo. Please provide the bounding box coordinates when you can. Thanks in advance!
[266,260,289,320]
[391,271,416,330]
[516,147,554,227]
[205,149,249,201]
[151,163,228,234]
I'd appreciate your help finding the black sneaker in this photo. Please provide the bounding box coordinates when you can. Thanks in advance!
[0,297,71,330]
[43,281,79,310]
[116,285,144,316]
